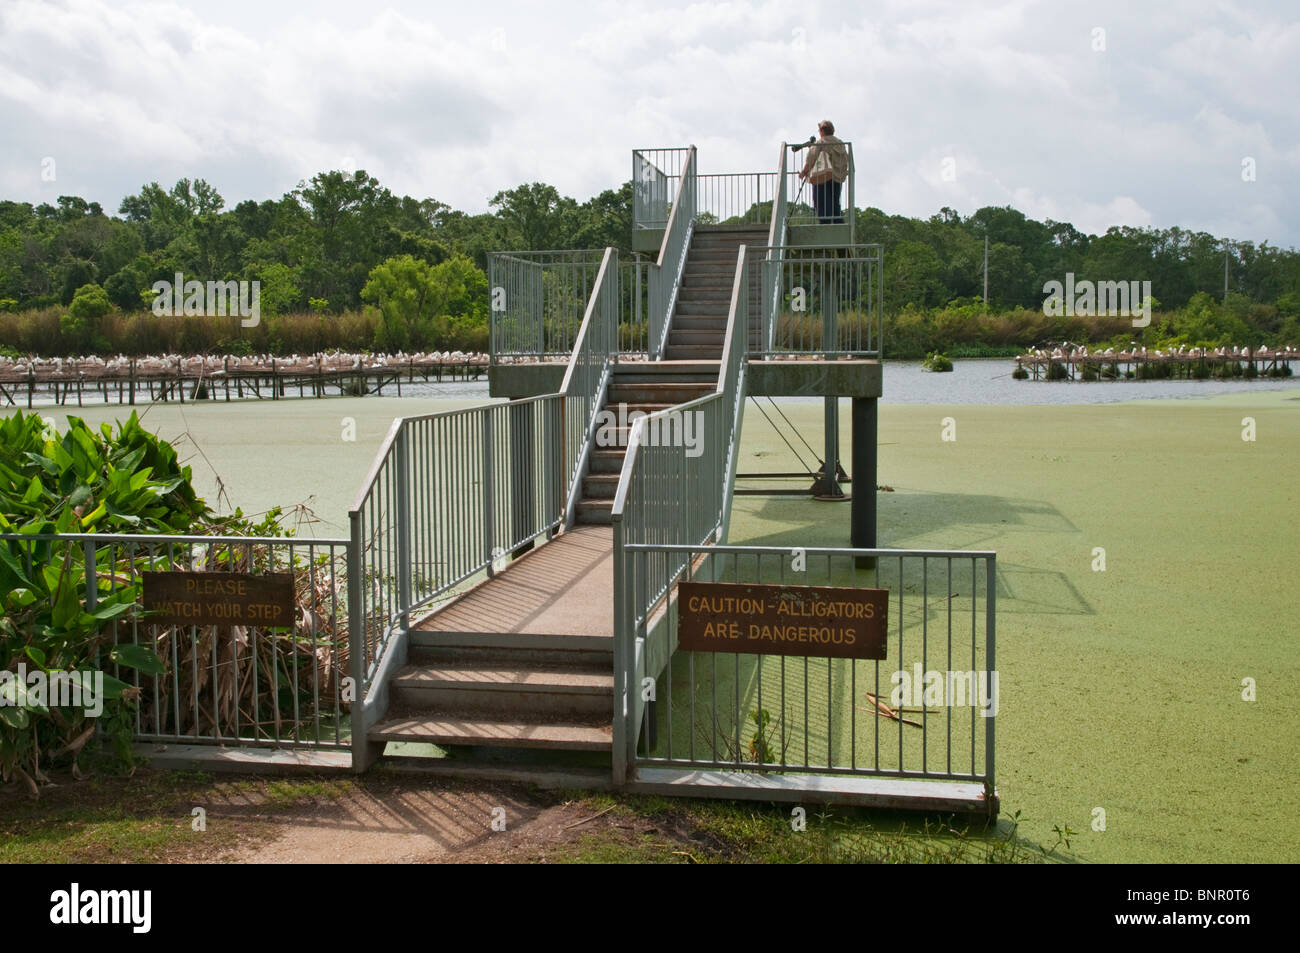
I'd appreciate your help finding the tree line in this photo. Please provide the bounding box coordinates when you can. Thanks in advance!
[1,170,1297,356]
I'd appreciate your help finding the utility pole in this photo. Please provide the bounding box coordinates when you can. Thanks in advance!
[1223,243,1229,299]
[983,234,989,306]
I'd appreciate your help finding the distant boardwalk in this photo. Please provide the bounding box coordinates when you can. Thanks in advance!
[1016,343,1297,381]
[0,352,488,407]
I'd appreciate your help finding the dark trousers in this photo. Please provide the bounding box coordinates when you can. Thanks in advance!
[813,180,843,224]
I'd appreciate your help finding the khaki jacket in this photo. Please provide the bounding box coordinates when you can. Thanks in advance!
[803,136,850,184]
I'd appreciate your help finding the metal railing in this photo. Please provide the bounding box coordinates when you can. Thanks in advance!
[786,140,855,239]
[1,532,351,750]
[622,544,995,786]
[633,148,691,230]
[761,146,791,351]
[648,146,697,359]
[348,396,566,701]
[488,249,650,363]
[488,249,606,361]
[560,247,620,523]
[747,244,884,358]
[611,243,749,778]
[695,172,778,226]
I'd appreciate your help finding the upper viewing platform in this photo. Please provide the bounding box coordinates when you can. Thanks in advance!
[631,141,857,251]
[487,142,884,400]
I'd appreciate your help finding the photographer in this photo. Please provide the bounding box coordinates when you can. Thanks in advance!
[797,120,849,224]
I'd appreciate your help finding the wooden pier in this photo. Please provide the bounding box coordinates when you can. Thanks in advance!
[1015,344,1297,382]
[0,352,488,408]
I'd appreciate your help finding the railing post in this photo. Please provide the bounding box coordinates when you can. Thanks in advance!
[395,424,412,633]
[985,553,997,799]
[82,539,97,611]
[611,520,628,786]
[348,509,371,772]
[482,409,496,576]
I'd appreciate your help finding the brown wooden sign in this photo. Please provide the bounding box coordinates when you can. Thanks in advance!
[142,571,296,628]
[678,581,888,659]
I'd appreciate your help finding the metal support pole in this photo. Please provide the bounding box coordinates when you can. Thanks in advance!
[813,263,845,499]
[852,396,878,567]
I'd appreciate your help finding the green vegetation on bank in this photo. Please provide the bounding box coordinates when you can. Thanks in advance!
[0,411,303,793]
[2,173,1297,357]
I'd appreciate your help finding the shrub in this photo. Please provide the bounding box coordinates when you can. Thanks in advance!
[922,351,953,372]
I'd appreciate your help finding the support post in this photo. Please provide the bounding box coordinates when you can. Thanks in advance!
[851,396,877,567]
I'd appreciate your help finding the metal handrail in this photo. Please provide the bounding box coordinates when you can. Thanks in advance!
[648,145,696,360]
[559,247,619,525]
[610,243,750,777]
[764,144,790,352]
[348,393,567,714]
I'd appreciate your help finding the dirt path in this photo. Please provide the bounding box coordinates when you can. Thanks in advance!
[220,778,608,863]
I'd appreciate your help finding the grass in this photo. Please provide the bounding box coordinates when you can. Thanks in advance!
[0,769,1048,864]
[544,791,1054,864]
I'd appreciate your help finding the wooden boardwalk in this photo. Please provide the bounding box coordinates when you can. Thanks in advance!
[1015,344,1297,381]
[0,353,487,408]
[414,525,614,639]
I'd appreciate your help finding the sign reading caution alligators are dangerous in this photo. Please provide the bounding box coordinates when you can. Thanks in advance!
[677,582,888,660]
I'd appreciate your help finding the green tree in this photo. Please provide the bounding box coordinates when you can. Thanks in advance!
[61,282,113,350]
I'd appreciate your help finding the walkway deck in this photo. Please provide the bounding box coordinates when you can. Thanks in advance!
[413,525,614,639]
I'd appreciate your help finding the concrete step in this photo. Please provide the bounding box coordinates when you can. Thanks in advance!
[370,712,612,752]
[575,500,614,524]
[391,662,612,717]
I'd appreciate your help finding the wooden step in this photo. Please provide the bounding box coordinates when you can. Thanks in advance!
[672,315,727,331]
[677,285,733,302]
[410,629,612,662]
[664,344,724,360]
[391,662,612,717]
[668,330,725,345]
[588,449,627,474]
[606,382,716,403]
[582,473,620,499]
[575,500,613,524]
[675,299,730,316]
[370,713,612,752]
[597,401,673,416]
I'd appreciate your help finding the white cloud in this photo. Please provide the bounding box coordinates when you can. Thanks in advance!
[0,0,1295,248]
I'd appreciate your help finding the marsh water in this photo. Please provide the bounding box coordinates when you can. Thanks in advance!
[398,358,1300,405]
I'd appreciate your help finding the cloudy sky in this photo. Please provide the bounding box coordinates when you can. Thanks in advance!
[2,0,1296,246]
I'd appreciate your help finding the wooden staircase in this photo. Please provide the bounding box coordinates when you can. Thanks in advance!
[573,362,718,525]
[367,525,617,760]
[665,225,768,360]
